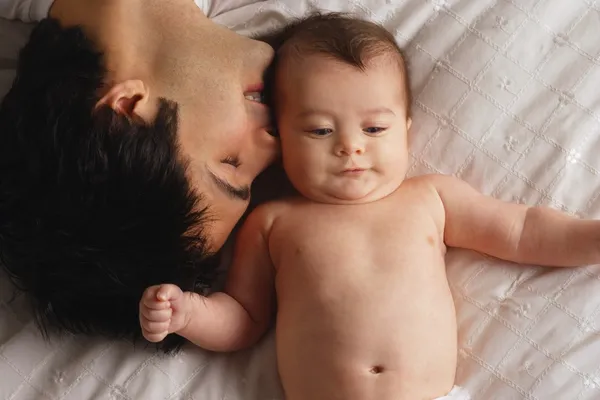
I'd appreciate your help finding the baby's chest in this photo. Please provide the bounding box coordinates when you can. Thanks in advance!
[270,203,442,268]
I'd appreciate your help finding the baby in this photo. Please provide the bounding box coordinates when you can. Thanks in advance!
[139,14,600,400]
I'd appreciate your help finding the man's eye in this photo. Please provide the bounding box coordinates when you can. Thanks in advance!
[309,128,333,136]
[222,156,241,168]
[364,127,386,135]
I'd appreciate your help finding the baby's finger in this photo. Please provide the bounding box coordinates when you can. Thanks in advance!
[141,320,171,334]
[156,284,183,302]
[142,285,161,301]
[141,307,172,322]
[142,328,167,343]
[143,299,171,310]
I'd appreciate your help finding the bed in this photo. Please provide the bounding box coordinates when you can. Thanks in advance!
[2,0,600,398]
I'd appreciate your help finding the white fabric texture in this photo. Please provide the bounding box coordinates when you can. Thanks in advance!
[0,0,53,22]
[434,386,472,400]
[2,0,600,399]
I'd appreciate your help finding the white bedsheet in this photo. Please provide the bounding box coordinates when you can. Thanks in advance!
[2,0,600,399]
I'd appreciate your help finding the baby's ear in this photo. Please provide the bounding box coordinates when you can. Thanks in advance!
[407,117,412,131]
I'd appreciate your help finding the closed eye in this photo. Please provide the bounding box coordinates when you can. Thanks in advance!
[222,156,241,168]
[207,168,251,202]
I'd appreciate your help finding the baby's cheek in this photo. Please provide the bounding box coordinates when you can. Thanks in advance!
[383,143,408,165]
[280,155,305,190]
[299,162,321,185]
[377,154,408,180]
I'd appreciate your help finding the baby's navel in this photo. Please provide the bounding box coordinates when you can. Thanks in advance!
[369,365,384,374]
[427,236,435,246]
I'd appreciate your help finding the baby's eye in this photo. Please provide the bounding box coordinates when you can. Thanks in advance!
[309,128,333,137]
[363,127,386,135]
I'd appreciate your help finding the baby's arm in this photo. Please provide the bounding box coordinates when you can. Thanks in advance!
[429,174,600,266]
[139,207,276,352]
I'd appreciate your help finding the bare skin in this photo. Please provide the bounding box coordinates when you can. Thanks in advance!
[51,0,278,251]
[140,55,600,399]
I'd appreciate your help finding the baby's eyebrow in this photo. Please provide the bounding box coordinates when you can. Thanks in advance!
[207,168,251,202]
[296,107,397,119]
[296,109,330,119]
[361,107,396,117]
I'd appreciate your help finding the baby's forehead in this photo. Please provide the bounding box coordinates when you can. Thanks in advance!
[261,14,412,116]
[277,50,403,72]
[274,52,408,101]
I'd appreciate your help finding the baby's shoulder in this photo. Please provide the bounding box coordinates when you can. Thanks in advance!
[404,173,446,184]
[404,173,478,202]
[400,174,448,198]
[245,198,296,229]
[400,174,482,221]
[394,174,455,216]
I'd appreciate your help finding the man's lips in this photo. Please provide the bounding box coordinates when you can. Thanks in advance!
[244,83,276,135]
[244,91,263,103]
[245,83,265,93]
[244,83,265,103]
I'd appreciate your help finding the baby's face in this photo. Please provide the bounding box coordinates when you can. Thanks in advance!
[275,54,411,204]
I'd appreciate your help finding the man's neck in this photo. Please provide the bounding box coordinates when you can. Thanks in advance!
[50,0,106,33]
[49,0,153,87]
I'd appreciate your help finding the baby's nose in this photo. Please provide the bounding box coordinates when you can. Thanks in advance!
[334,135,365,156]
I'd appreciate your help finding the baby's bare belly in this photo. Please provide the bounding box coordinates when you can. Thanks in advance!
[267,190,459,400]
[274,257,457,400]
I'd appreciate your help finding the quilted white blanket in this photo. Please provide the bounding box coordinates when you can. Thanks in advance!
[2,0,600,399]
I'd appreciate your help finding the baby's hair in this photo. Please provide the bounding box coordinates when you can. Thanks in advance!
[261,12,412,117]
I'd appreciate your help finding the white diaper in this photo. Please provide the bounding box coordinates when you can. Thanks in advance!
[434,386,471,400]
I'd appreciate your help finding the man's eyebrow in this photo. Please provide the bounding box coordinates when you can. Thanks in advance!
[207,168,251,202]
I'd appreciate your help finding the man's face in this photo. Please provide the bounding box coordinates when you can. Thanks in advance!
[275,54,411,205]
[126,1,279,250]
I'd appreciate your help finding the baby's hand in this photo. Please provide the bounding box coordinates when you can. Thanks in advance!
[139,284,190,343]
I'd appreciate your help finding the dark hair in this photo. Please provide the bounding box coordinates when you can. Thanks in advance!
[261,12,412,117]
[0,19,216,352]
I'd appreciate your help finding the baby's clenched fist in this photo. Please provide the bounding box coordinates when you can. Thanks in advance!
[139,284,190,343]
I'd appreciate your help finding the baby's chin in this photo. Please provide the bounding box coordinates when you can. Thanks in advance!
[301,186,390,205]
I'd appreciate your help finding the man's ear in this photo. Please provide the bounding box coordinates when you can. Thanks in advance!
[407,117,412,131]
[96,80,154,123]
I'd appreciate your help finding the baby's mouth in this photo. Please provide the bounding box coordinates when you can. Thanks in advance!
[340,168,366,175]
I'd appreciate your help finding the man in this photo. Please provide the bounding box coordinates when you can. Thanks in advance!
[0,0,293,351]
